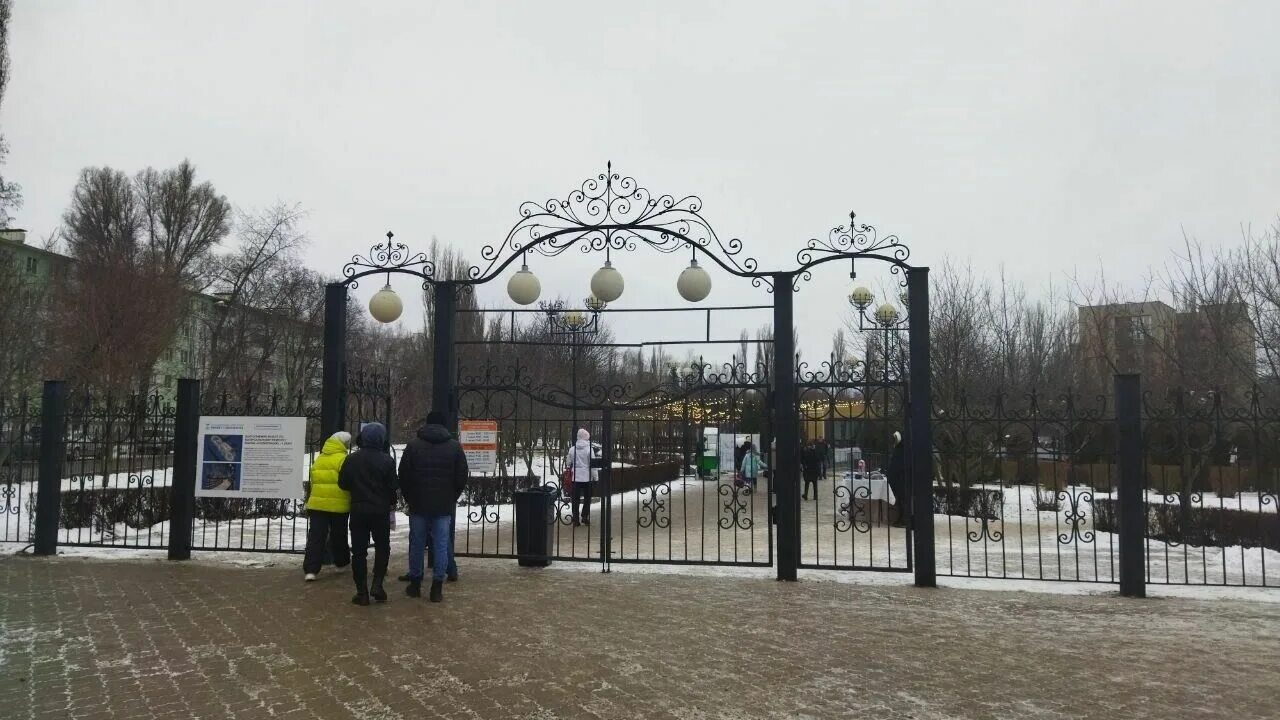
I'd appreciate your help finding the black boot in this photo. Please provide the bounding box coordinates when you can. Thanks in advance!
[370,575,387,604]
[353,575,369,605]
[429,579,443,603]
[397,573,413,582]
[406,579,421,598]
[447,571,459,583]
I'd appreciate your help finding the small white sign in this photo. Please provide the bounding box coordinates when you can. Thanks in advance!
[195,416,307,499]
[459,420,498,474]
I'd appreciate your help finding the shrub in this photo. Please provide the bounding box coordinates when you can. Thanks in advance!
[1093,497,1280,552]
[932,486,1002,520]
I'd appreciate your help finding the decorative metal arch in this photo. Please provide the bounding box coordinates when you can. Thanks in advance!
[465,162,774,290]
[341,231,437,290]
[339,164,916,295]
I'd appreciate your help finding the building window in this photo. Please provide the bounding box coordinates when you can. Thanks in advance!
[180,350,191,364]
[24,257,37,274]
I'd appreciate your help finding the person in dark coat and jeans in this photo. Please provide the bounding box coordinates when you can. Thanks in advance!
[398,411,469,603]
[338,422,398,606]
[885,431,908,527]
[800,440,823,500]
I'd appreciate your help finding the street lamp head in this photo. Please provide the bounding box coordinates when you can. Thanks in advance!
[563,310,586,330]
[584,294,607,313]
[677,258,712,302]
[849,286,873,310]
[507,262,541,305]
[591,259,625,302]
[369,283,403,324]
[874,303,899,327]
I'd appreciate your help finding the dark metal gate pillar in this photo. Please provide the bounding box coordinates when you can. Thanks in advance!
[773,273,800,581]
[167,379,200,561]
[599,408,613,573]
[432,281,458,431]
[1116,373,1146,598]
[33,380,68,557]
[321,283,348,438]
[907,267,936,588]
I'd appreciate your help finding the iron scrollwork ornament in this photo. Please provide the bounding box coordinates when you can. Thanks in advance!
[342,231,437,289]
[469,163,773,291]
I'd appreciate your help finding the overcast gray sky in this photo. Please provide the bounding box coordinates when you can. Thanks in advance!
[4,1,1279,362]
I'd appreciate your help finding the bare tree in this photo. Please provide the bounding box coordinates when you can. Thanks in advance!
[135,160,231,286]
[0,0,20,226]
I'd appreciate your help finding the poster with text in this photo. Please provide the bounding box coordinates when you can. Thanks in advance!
[195,416,307,498]
[459,420,498,474]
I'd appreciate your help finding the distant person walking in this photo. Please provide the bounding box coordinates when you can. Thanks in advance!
[739,440,764,491]
[566,428,600,526]
[801,440,823,500]
[303,431,352,581]
[339,422,397,606]
[398,411,469,603]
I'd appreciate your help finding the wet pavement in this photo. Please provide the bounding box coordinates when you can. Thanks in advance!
[1,553,1277,719]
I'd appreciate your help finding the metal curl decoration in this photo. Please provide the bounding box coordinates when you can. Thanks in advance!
[795,211,910,276]
[967,512,1003,543]
[469,163,773,290]
[1057,490,1095,544]
[637,484,671,529]
[1,483,18,515]
[718,483,753,530]
[468,503,501,525]
[341,231,437,290]
[833,484,873,534]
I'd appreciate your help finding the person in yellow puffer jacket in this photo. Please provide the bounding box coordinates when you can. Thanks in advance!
[302,431,352,580]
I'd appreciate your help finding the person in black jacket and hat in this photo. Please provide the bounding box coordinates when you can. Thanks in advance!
[398,411,469,602]
[885,431,908,527]
[338,422,398,606]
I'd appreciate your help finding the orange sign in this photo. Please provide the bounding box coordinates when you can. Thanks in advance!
[459,420,498,473]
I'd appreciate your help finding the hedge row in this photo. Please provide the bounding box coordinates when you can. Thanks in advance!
[1094,498,1279,552]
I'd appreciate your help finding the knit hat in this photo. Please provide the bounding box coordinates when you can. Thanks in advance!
[331,431,353,449]
[358,423,387,450]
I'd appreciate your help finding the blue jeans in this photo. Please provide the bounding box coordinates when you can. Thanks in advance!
[408,513,456,581]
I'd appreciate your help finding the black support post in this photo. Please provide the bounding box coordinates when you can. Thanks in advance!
[599,408,613,573]
[772,273,799,581]
[34,380,68,557]
[432,281,458,432]
[907,268,936,588]
[1116,373,1146,598]
[321,283,348,438]
[168,379,200,561]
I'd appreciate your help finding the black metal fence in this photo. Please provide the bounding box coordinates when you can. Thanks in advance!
[8,376,1277,591]
[0,395,39,544]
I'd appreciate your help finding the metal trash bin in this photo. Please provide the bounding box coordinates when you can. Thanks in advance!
[514,484,556,567]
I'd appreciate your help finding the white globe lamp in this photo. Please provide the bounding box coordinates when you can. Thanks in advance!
[849,286,873,310]
[368,284,403,324]
[677,258,712,302]
[875,303,899,327]
[590,260,625,302]
[507,262,541,305]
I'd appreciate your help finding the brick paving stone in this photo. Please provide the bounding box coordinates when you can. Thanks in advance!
[1,554,1278,719]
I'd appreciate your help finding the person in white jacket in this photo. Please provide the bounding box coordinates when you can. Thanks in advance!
[566,428,600,526]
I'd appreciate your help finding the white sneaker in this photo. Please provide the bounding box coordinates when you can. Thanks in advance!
[304,573,317,582]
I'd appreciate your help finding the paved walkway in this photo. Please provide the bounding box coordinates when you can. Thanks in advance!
[1,555,1277,720]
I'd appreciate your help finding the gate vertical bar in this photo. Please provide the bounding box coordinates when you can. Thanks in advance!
[432,281,457,431]
[168,379,200,561]
[321,282,348,438]
[599,408,613,572]
[1116,373,1146,598]
[773,273,799,581]
[34,380,68,556]
[907,267,936,587]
